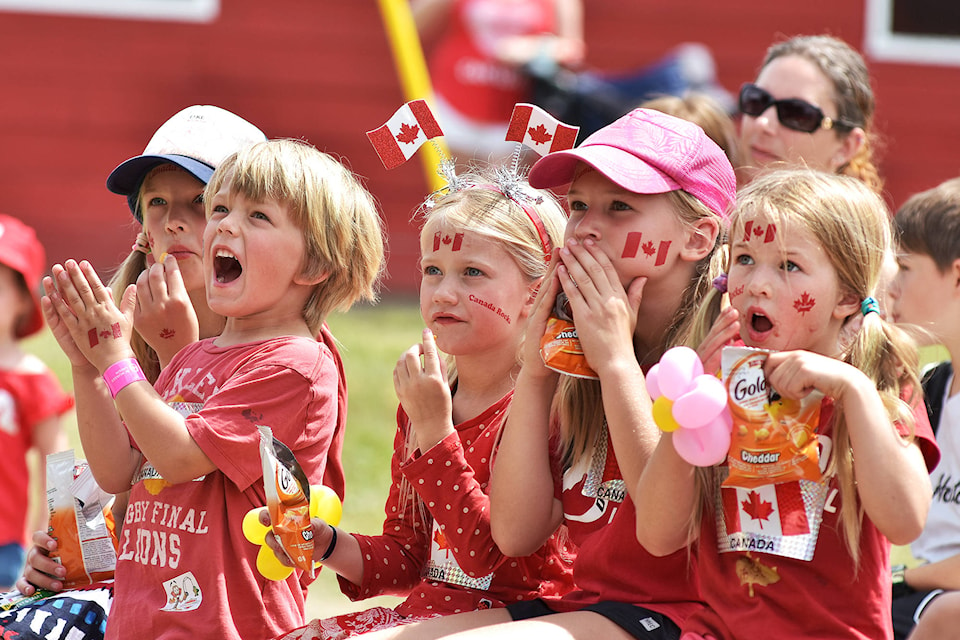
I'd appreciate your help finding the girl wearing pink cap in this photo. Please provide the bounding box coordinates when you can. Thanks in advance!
[346,108,737,640]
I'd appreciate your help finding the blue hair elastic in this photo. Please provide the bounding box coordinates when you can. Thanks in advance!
[861,296,880,317]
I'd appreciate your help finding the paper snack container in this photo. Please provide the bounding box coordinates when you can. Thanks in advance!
[539,292,598,379]
[259,426,314,578]
[721,346,823,489]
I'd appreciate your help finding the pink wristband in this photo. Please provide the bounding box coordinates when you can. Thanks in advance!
[102,358,146,398]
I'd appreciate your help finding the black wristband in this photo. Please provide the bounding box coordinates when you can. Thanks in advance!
[319,525,338,562]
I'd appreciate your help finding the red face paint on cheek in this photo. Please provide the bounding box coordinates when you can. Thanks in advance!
[640,240,672,266]
[793,292,816,315]
[622,232,643,258]
[729,284,744,301]
[468,295,511,324]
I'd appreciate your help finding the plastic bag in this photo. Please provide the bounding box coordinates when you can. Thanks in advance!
[259,426,314,579]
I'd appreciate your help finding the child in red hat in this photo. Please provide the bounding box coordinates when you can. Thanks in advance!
[0,213,73,589]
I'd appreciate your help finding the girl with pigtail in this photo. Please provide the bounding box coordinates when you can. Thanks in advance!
[636,168,940,640]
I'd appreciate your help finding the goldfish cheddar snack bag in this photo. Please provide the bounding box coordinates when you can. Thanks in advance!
[539,293,598,379]
[46,450,118,588]
[259,426,314,578]
[721,347,822,489]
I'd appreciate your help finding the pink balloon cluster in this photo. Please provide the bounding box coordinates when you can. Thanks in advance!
[646,346,732,467]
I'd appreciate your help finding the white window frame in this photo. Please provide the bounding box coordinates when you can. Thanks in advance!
[0,0,218,22]
[865,0,960,66]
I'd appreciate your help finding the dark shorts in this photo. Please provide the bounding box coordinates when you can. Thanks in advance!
[892,588,945,640]
[506,599,681,640]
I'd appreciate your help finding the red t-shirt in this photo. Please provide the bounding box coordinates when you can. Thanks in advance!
[685,396,939,640]
[339,390,575,615]
[545,424,705,627]
[0,367,73,545]
[429,0,555,123]
[107,336,342,640]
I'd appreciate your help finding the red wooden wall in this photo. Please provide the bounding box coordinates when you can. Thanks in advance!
[0,1,957,296]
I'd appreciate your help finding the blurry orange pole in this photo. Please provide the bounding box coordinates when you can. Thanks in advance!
[376,0,449,192]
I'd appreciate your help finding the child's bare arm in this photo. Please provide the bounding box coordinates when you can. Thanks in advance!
[765,350,932,544]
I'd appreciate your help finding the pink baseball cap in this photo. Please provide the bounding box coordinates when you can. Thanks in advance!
[528,108,736,219]
[0,213,46,338]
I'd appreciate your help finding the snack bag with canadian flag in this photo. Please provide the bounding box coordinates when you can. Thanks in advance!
[539,292,598,379]
[259,426,314,578]
[46,450,119,588]
[721,346,823,489]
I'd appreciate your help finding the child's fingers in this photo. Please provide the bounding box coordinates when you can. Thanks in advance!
[421,328,442,376]
[77,260,112,305]
[163,255,188,298]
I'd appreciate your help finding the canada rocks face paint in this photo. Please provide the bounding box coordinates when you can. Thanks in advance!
[721,347,822,489]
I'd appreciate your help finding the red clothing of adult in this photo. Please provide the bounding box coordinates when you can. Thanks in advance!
[429,0,555,124]
[106,336,342,640]
[684,397,939,640]
[0,368,73,545]
[543,425,705,627]
[339,390,575,615]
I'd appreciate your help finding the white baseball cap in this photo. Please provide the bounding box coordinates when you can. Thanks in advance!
[106,105,266,220]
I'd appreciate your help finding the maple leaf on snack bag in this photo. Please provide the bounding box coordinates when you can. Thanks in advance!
[505,103,579,156]
[366,99,444,169]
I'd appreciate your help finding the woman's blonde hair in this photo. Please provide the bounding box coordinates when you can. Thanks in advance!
[762,35,882,193]
[695,169,919,563]
[556,188,724,470]
[206,139,386,334]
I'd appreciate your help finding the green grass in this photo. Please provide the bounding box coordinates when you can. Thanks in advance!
[23,300,424,620]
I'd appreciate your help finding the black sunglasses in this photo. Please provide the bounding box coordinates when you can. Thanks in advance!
[738,83,858,134]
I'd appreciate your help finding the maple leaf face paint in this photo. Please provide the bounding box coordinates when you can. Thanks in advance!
[728,215,848,355]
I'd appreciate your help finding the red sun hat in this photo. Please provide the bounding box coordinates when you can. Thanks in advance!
[0,213,46,338]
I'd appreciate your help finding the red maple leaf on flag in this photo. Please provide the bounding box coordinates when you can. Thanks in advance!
[642,241,656,257]
[434,528,452,557]
[527,124,553,145]
[396,122,421,145]
[793,292,816,315]
[741,491,775,527]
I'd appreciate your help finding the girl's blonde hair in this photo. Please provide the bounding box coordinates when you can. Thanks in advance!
[206,139,386,334]
[762,35,882,193]
[557,188,724,470]
[695,169,919,563]
[398,168,567,520]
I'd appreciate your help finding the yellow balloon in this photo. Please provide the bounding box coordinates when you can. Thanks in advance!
[242,508,270,545]
[257,544,294,581]
[653,396,680,432]
[311,485,343,526]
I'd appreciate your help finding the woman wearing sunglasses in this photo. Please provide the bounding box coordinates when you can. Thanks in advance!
[737,34,879,192]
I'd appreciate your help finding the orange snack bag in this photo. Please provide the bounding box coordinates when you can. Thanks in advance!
[259,426,314,578]
[539,293,598,379]
[46,450,119,588]
[721,347,823,489]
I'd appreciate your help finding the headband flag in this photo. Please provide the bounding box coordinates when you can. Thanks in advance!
[505,103,579,156]
[367,99,444,169]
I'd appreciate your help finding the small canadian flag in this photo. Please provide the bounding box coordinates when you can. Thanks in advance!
[366,99,444,169]
[505,103,579,156]
[721,481,810,537]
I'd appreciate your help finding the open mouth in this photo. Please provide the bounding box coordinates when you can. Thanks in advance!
[214,249,242,283]
[752,313,773,333]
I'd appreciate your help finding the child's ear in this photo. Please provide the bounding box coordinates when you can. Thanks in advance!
[833,290,861,320]
[519,276,543,319]
[950,258,960,293]
[295,269,329,287]
[680,217,720,262]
